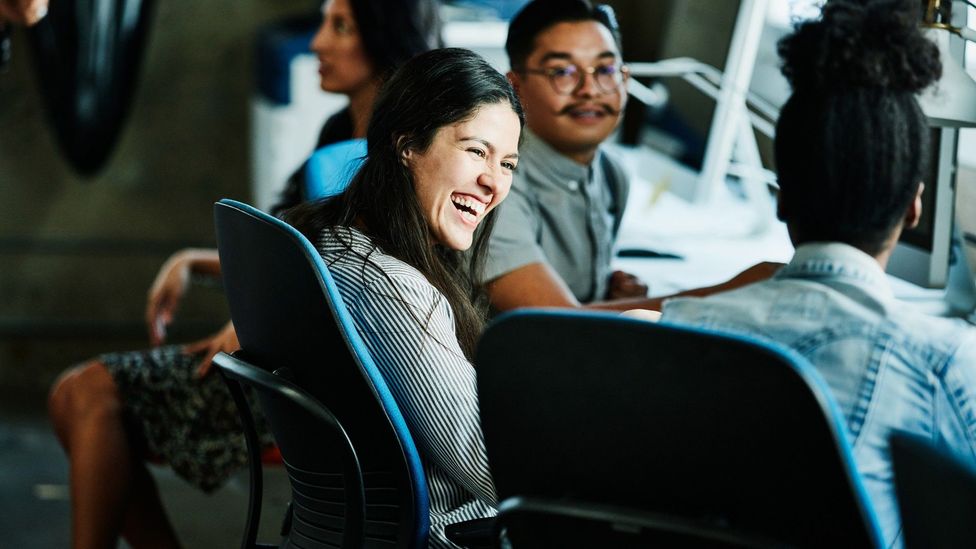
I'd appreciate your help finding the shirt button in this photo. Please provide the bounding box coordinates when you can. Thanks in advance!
[567,180,579,191]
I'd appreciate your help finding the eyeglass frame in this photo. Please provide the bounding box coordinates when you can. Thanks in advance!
[520,62,630,96]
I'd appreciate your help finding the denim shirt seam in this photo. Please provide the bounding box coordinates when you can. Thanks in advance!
[790,322,882,441]
[935,351,976,455]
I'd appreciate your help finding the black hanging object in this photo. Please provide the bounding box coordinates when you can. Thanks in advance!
[28,0,155,176]
[1,23,11,72]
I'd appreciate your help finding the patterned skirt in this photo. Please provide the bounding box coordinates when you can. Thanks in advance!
[101,344,270,493]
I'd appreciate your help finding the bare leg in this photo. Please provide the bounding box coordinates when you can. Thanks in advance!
[48,361,181,549]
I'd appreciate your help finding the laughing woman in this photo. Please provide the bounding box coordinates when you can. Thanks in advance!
[286,47,524,547]
[46,2,440,548]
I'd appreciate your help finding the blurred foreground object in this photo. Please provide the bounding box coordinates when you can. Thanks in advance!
[28,0,155,175]
[0,0,49,26]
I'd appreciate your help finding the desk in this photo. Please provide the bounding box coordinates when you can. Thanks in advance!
[612,175,792,297]
[613,171,969,320]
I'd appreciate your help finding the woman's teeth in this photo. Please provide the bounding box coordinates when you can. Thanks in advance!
[451,195,486,221]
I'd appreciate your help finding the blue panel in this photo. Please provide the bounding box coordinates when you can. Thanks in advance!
[254,15,319,106]
[305,139,368,200]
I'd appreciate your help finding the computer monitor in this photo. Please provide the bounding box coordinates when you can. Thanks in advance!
[622,0,809,206]
[886,128,958,288]
[888,1,975,290]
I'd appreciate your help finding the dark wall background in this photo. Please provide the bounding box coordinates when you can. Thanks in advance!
[0,0,313,400]
[0,0,749,400]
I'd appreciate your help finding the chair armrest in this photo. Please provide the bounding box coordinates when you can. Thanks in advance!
[444,516,495,548]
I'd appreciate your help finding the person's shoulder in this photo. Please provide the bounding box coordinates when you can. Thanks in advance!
[662,280,775,322]
[511,154,544,195]
[597,143,626,166]
[317,107,354,147]
[888,306,976,358]
[318,228,415,280]
[597,145,629,183]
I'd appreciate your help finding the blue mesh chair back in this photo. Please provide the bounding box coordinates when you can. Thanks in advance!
[891,431,976,548]
[304,138,367,200]
[476,309,884,548]
[214,198,429,548]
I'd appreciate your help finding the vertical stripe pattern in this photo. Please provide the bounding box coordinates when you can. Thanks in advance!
[317,227,497,548]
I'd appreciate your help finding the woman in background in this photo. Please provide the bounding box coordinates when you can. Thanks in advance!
[47,1,440,548]
[287,46,522,548]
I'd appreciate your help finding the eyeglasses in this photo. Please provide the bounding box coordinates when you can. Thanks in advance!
[522,63,629,96]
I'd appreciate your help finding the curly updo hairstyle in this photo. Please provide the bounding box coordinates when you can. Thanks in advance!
[774,0,942,254]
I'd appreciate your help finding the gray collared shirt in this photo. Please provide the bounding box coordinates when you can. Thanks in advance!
[482,128,629,302]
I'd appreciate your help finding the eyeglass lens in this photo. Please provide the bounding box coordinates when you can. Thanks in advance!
[550,64,623,95]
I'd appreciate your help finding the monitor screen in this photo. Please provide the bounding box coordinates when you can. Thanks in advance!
[887,128,958,288]
[898,129,943,252]
[619,0,825,203]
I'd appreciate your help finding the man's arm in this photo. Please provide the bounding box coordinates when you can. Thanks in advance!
[487,261,782,313]
[486,262,581,310]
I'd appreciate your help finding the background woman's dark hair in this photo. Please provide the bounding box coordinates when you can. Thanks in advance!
[505,0,622,71]
[350,0,443,79]
[270,0,443,216]
[774,0,941,255]
[287,48,525,359]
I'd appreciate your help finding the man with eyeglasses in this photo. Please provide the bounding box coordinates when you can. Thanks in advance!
[483,0,777,313]
[483,0,650,312]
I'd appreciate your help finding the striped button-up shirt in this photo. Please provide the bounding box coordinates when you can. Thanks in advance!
[318,227,496,548]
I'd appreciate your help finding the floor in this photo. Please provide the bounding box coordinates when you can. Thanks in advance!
[0,396,291,548]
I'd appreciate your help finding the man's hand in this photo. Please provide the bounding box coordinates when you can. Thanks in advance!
[621,308,661,322]
[607,270,649,300]
[183,321,239,379]
[0,0,49,26]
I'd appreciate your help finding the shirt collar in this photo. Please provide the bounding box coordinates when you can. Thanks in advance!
[520,127,599,188]
[318,225,375,254]
[776,242,895,303]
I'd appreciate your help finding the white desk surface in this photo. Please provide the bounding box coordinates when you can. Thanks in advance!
[612,176,793,297]
[613,175,959,317]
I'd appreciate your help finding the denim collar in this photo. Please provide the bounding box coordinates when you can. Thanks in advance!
[776,242,895,305]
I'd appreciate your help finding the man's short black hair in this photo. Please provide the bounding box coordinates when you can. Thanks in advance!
[505,0,622,71]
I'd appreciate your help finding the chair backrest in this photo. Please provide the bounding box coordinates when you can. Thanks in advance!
[304,138,367,200]
[214,351,365,549]
[891,432,976,548]
[214,198,429,548]
[476,309,884,548]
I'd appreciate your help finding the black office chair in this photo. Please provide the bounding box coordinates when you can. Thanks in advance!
[214,352,364,548]
[213,199,431,548]
[476,309,884,548]
[891,431,976,548]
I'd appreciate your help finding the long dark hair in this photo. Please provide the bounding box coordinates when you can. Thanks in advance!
[349,0,443,79]
[774,0,941,254]
[287,48,525,359]
[270,0,443,216]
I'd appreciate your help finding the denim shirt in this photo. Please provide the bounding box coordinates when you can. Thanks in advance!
[661,243,976,548]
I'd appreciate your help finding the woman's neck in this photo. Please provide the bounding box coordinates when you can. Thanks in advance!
[346,80,381,139]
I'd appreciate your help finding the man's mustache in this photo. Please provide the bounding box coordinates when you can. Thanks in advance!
[558,103,619,116]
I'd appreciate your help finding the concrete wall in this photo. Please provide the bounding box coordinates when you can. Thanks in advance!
[0,0,314,397]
